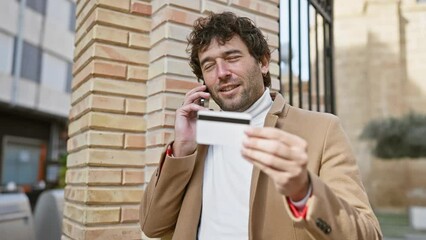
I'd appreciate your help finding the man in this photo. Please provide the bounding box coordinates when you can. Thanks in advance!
[140,12,382,240]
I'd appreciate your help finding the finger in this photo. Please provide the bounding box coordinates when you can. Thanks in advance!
[243,137,308,161]
[185,84,207,96]
[243,151,282,177]
[183,91,210,106]
[241,145,296,171]
[288,147,309,163]
[184,85,208,101]
[243,137,291,158]
[177,103,209,117]
[245,127,307,150]
[242,151,294,189]
[180,103,209,112]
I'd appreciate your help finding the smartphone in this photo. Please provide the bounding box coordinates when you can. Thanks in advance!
[200,82,209,107]
[200,98,206,107]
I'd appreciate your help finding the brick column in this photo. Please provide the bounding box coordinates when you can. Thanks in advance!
[65,0,151,239]
[66,0,279,239]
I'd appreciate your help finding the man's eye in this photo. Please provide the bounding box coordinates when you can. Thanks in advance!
[227,55,241,62]
[204,63,214,71]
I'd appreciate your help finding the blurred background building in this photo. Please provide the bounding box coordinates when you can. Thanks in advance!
[0,0,75,203]
[334,0,426,208]
[280,0,426,210]
[280,0,426,238]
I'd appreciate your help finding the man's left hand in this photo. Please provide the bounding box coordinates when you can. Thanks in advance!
[241,127,310,201]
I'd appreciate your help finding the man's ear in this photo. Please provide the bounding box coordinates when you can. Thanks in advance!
[259,56,270,75]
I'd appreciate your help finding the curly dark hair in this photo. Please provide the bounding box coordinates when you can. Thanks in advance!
[187,11,271,87]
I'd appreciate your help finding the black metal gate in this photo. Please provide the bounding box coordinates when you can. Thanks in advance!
[280,0,335,114]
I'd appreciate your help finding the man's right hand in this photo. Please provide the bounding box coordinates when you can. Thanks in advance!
[172,85,210,157]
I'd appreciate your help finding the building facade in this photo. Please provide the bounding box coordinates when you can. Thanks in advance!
[334,0,426,208]
[0,0,75,196]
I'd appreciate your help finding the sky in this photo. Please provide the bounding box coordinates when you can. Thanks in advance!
[280,0,310,81]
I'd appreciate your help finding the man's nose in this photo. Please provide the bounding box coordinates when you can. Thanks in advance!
[216,60,231,80]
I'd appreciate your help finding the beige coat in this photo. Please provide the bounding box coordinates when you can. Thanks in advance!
[140,93,382,240]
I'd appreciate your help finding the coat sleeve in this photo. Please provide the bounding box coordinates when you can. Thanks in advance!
[139,144,198,238]
[284,115,383,240]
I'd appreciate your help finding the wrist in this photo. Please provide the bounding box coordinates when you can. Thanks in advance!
[290,173,311,202]
[172,140,196,157]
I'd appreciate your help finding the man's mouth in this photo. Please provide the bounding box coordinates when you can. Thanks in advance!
[219,84,239,92]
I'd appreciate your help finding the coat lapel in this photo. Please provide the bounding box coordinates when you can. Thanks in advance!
[173,144,209,240]
[249,92,288,238]
[192,144,209,219]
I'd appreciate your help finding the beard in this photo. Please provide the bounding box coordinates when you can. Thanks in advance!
[209,66,265,112]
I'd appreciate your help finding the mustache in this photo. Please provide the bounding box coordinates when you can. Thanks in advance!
[215,78,241,91]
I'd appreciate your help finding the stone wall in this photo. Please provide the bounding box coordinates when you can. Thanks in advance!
[334,0,426,209]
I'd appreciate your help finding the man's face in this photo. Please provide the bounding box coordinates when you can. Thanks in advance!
[198,36,269,112]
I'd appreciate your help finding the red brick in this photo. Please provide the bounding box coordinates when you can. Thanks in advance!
[165,78,200,93]
[125,133,146,149]
[152,7,201,29]
[121,205,140,223]
[131,1,152,16]
[122,169,145,185]
[94,43,149,65]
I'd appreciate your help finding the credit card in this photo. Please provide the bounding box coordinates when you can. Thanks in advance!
[196,110,252,146]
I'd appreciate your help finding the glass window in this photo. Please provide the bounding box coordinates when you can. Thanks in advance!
[1,136,45,185]
[16,0,47,15]
[69,2,76,32]
[27,0,46,15]
[66,62,72,93]
[17,40,42,82]
[22,41,41,82]
[40,53,68,91]
[46,0,73,30]
[0,33,15,75]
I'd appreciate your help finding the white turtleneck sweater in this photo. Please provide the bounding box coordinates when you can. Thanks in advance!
[197,88,273,240]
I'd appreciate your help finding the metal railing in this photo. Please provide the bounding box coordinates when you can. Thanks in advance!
[280,0,335,114]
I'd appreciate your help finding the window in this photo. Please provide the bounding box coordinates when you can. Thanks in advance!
[16,40,42,82]
[16,0,47,15]
[69,2,76,32]
[1,136,46,185]
[46,0,74,31]
[0,33,14,74]
[40,53,68,91]
[66,62,72,93]
[27,0,46,15]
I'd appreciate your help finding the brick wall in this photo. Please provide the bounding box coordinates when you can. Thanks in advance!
[65,0,279,239]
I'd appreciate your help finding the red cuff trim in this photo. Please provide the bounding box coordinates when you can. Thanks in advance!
[166,144,173,156]
[287,198,308,219]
